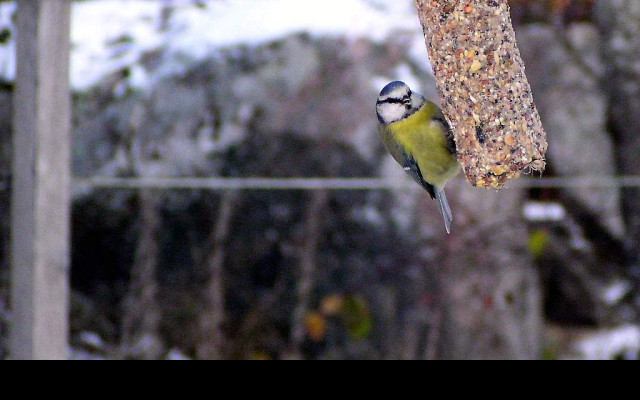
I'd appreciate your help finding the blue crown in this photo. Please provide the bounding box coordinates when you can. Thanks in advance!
[379,81,408,96]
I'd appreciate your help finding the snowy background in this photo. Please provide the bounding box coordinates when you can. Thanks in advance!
[1,0,430,91]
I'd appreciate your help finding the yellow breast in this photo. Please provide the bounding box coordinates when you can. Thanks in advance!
[387,104,460,187]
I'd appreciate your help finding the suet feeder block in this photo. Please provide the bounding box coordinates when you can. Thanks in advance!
[414,0,548,188]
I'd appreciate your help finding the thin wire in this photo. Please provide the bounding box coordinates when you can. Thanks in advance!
[508,176,640,189]
[73,177,406,191]
[1,176,639,193]
[70,176,640,191]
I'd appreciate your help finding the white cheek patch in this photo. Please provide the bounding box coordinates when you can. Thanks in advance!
[377,103,406,124]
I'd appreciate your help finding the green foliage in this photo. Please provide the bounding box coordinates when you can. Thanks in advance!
[542,345,558,361]
[341,295,372,340]
[528,229,550,258]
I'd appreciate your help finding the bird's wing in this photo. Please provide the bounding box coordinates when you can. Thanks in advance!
[404,154,437,200]
[432,111,457,155]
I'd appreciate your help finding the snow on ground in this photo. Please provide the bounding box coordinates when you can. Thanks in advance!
[0,0,428,91]
[523,201,567,222]
[0,3,16,84]
[574,325,640,360]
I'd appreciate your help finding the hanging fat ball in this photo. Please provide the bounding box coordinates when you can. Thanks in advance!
[414,0,547,188]
[376,81,460,234]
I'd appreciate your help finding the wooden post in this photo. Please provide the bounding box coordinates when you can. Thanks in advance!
[11,0,71,360]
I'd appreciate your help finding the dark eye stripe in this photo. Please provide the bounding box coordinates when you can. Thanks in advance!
[378,95,410,105]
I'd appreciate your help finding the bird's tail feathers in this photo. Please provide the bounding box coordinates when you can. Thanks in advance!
[435,188,453,234]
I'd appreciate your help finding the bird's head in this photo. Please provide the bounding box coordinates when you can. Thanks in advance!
[376,81,426,125]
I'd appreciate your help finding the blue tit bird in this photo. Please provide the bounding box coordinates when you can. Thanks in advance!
[376,81,460,234]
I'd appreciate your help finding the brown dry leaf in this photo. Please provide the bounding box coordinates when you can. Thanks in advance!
[320,294,344,317]
[305,312,327,342]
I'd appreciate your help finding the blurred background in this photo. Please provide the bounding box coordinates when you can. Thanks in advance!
[1,0,640,360]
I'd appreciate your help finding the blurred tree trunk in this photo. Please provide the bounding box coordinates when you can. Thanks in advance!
[597,1,640,262]
[290,190,329,359]
[120,190,162,359]
[436,186,542,360]
[197,191,238,360]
